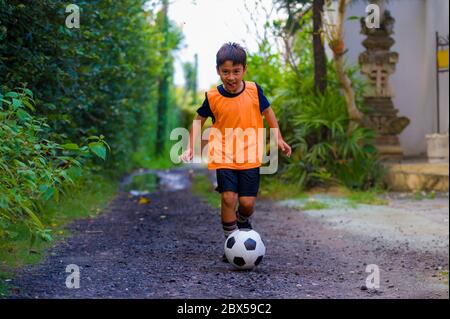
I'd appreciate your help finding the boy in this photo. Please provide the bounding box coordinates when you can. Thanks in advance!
[180,43,291,261]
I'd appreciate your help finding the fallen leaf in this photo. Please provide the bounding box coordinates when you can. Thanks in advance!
[138,197,150,205]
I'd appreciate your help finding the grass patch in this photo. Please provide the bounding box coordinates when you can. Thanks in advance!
[414,191,437,201]
[259,176,387,207]
[259,176,307,201]
[0,271,13,296]
[191,174,221,208]
[346,190,388,206]
[40,175,118,225]
[439,270,449,285]
[131,151,177,170]
[0,174,118,297]
[301,200,330,210]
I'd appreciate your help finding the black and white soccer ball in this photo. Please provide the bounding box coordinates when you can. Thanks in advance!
[224,229,266,270]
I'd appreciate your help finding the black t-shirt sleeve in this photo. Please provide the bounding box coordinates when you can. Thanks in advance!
[256,83,270,113]
[196,93,214,119]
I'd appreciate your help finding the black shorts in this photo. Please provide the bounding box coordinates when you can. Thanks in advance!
[215,167,260,197]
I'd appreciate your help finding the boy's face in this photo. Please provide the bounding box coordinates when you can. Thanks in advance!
[216,60,247,94]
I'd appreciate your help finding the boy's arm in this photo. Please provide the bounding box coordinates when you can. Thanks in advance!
[262,107,292,157]
[180,114,207,162]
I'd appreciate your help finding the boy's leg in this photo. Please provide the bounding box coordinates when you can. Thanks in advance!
[221,191,238,237]
[221,191,238,263]
[237,196,256,229]
[236,167,260,229]
[215,169,240,238]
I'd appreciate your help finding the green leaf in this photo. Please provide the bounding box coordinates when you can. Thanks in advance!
[14,160,27,167]
[101,139,111,151]
[23,88,34,98]
[363,144,377,154]
[67,166,82,178]
[16,108,31,121]
[23,206,44,229]
[42,186,55,201]
[39,185,49,194]
[29,232,36,250]
[53,187,59,203]
[5,230,19,239]
[61,143,79,150]
[23,99,35,112]
[37,229,53,242]
[43,103,56,110]
[12,98,22,110]
[0,196,9,209]
[88,142,106,160]
[347,16,360,21]
[5,92,19,98]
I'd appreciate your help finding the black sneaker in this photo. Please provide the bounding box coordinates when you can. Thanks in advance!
[222,253,229,263]
[236,210,253,229]
[237,219,252,230]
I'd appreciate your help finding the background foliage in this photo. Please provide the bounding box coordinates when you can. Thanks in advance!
[0,0,183,238]
[247,16,383,190]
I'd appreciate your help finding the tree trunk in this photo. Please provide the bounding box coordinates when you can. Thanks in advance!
[156,0,170,155]
[313,0,327,94]
[333,0,363,122]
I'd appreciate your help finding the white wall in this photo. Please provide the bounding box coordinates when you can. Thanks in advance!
[423,0,449,134]
[343,0,449,156]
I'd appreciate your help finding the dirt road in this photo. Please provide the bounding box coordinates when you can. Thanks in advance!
[9,169,449,298]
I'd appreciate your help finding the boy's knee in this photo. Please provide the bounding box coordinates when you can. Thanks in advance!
[221,192,238,207]
[238,198,255,215]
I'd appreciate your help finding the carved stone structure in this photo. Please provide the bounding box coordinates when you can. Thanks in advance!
[359,10,410,161]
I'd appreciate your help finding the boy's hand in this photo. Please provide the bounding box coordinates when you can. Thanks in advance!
[180,149,193,163]
[278,138,292,157]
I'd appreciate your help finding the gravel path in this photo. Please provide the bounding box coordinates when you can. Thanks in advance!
[8,169,449,299]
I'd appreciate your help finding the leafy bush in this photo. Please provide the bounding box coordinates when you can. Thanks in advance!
[246,39,285,99]
[285,91,383,189]
[247,26,383,190]
[0,89,107,240]
[0,1,182,174]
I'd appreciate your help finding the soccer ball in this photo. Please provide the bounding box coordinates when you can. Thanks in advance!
[224,229,266,270]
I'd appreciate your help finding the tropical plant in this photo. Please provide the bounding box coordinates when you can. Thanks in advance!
[0,88,108,241]
[283,90,382,189]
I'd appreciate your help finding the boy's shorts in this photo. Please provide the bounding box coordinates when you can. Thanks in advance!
[215,167,260,197]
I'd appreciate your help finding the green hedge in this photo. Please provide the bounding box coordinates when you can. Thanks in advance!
[0,1,182,237]
[0,88,108,238]
[0,0,182,174]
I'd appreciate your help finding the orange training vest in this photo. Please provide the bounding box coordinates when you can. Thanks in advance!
[206,81,264,170]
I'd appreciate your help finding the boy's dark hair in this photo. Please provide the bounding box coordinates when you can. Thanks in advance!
[216,42,247,68]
